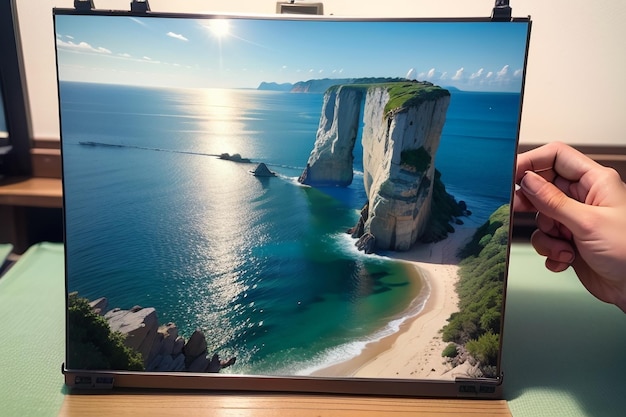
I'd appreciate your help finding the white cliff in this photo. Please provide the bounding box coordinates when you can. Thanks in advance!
[300,81,455,251]
[361,88,450,250]
[298,86,363,186]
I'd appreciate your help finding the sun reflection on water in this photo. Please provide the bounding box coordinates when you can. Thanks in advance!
[176,153,271,353]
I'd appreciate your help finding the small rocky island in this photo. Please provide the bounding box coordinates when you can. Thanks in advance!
[218,153,276,178]
[251,162,276,177]
[218,152,251,163]
[299,80,468,253]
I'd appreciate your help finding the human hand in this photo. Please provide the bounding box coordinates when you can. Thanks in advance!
[514,142,626,313]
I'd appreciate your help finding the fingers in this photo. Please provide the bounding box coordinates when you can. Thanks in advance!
[531,229,575,273]
[513,188,535,212]
[515,142,602,185]
[536,212,573,241]
[519,171,589,237]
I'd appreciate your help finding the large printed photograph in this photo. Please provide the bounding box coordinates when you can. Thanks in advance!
[57,14,529,380]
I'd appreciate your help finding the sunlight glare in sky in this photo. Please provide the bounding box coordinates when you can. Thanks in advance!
[208,19,230,39]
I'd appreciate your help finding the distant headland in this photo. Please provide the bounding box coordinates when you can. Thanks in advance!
[258,77,464,94]
[258,77,408,94]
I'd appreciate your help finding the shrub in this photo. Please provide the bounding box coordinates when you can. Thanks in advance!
[478,234,492,248]
[465,331,500,366]
[442,205,509,347]
[67,292,144,371]
[442,343,458,358]
[400,147,431,172]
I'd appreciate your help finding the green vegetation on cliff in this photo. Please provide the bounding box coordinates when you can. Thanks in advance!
[67,292,144,371]
[327,80,450,114]
[442,205,510,373]
[400,146,431,172]
[384,81,450,114]
[420,169,466,243]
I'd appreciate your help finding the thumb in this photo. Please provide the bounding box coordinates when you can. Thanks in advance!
[520,171,589,236]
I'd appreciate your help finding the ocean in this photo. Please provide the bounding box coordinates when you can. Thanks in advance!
[60,81,520,376]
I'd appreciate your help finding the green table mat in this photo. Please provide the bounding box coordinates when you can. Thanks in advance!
[1,242,625,417]
[0,243,66,417]
[503,245,626,417]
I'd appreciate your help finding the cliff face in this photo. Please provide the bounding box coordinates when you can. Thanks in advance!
[298,86,363,187]
[362,87,450,251]
[300,81,452,251]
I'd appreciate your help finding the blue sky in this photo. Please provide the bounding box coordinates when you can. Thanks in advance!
[55,15,529,92]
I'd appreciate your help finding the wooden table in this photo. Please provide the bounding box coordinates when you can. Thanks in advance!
[58,392,512,417]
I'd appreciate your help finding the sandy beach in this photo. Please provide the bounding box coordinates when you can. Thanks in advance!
[314,225,476,380]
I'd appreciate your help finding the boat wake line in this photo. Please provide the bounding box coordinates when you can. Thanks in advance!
[78,141,220,158]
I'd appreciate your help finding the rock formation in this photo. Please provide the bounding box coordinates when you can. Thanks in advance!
[218,153,251,163]
[106,306,160,363]
[300,81,461,251]
[251,162,276,177]
[95,299,235,373]
[298,86,363,187]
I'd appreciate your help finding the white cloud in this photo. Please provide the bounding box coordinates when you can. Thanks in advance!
[56,39,112,54]
[452,67,464,80]
[497,65,509,78]
[486,71,494,79]
[440,71,448,80]
[118,53,132,58]
[427,68,436,79]
[167,32,189,42]
[470,68,484,79]
[513,68,523,77]
[406,68,416,80]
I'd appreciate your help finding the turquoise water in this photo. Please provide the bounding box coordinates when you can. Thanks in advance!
[61,82,520,375]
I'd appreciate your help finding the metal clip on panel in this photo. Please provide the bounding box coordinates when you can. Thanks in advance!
[491,0,512,21]
[130,0,151,13]
[73,0,95,11]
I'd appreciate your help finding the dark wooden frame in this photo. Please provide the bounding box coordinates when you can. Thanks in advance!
[0,0,33,177]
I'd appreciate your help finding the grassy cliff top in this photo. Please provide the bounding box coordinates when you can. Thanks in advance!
[384,81,450,113]
[330,81,450,114]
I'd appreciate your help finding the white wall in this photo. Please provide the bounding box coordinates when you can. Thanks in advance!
[15,0,626,146]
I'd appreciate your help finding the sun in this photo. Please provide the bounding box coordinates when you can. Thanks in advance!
[208,19,230,39]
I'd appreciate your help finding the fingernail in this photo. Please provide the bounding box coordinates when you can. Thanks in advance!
[557,250,574,264]
[520,171,547,195]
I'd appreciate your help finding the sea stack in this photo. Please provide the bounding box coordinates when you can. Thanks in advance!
[251,162,276,177]
[300,81,452,251]
[298,86,362,186]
